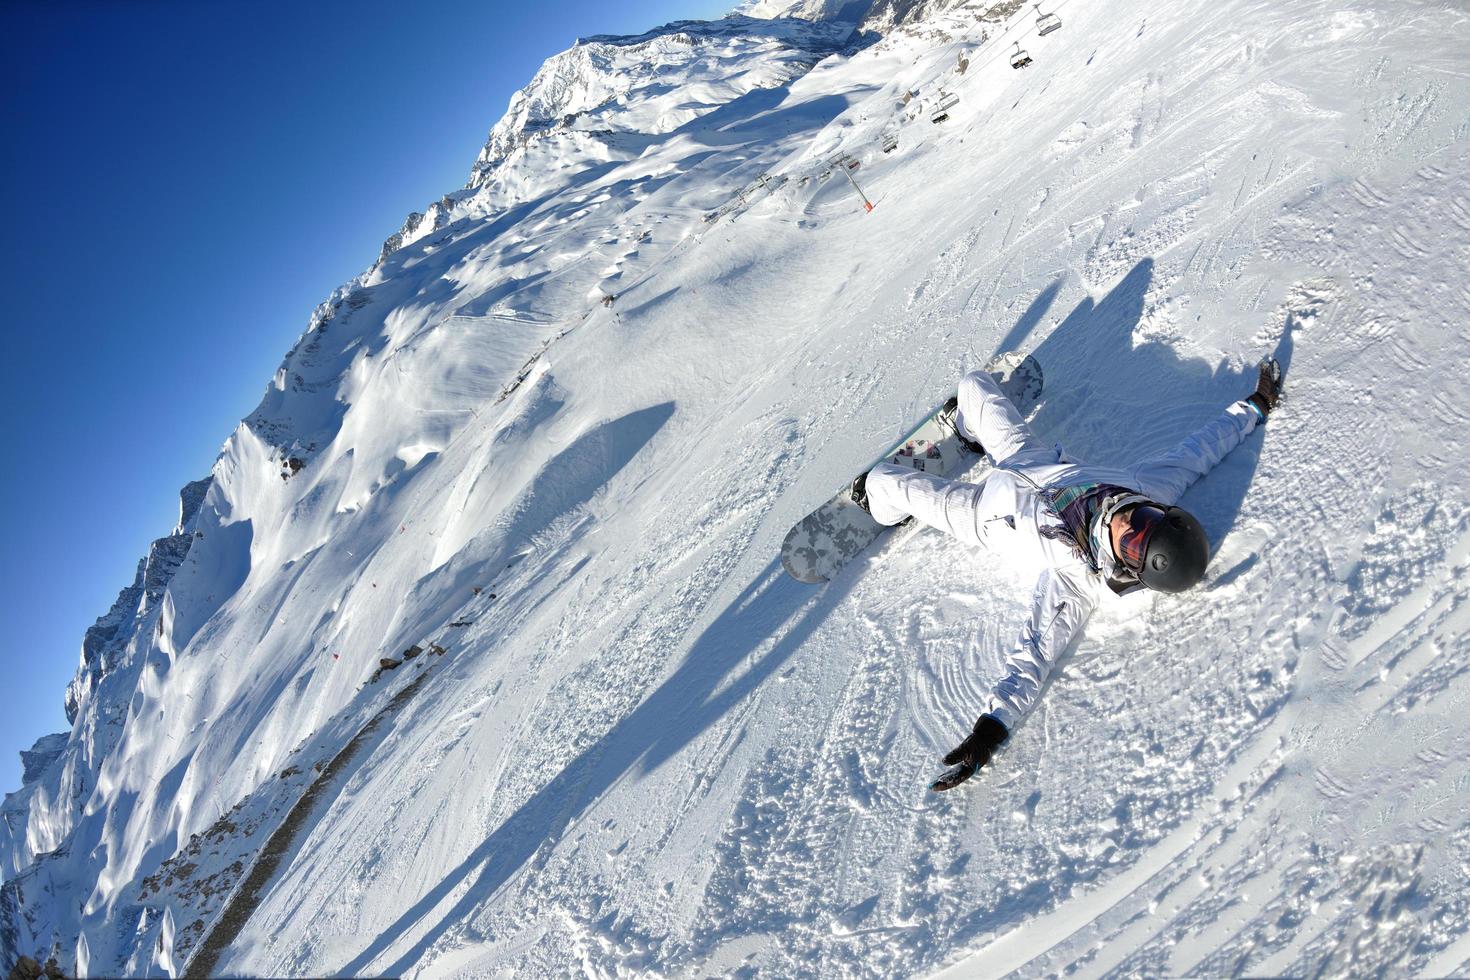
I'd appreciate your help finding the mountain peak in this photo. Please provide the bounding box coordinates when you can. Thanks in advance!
[733,0,874,22]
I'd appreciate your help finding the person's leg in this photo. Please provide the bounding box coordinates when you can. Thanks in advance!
[957,369,1045,464]
[865,461,994,549]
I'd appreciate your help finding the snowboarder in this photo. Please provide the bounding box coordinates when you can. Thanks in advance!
[851,358,1284,791]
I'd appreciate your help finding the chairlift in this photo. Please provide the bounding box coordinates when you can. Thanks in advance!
[881,129,899,153]
[931,90,959,123]
[1009,42,1033,69]
[1034,4,1061,36]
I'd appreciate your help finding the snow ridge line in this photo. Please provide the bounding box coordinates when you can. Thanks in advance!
[181,666,436,978]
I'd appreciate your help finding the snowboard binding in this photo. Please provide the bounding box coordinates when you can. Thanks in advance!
[937,395,986,456]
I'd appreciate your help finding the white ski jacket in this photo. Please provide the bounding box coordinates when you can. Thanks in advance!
[975,401,1259,729]
[865,371,1261,732]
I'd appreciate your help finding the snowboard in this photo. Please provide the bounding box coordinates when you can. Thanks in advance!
[780,352,1043,584]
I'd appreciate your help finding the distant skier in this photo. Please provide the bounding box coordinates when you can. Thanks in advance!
[851,358,1284,791]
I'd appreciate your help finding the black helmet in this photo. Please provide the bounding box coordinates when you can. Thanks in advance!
[1133,506,1209,593]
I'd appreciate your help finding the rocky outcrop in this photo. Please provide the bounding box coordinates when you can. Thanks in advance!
[376,191,471,264]
[63,478,211,724]
[856,0,968,33]
[17,736,66,788]
[735,0,998,37]
[4,954,67,980]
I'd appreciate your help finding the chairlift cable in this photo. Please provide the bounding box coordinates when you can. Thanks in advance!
[781,0,1082,207]
[941,0,1078,80]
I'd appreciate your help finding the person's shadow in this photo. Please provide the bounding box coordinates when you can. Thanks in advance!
[1004,257,1292,553]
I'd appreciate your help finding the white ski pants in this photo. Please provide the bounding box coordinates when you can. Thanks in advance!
[865,369,1045,548]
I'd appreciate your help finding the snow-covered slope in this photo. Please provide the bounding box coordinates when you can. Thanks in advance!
[5,0,1470,975]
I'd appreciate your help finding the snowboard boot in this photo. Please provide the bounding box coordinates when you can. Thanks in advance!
[938,395,986,455]
[849,470,873,513]
[850,469,914,527]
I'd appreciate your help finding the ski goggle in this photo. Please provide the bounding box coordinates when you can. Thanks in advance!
[1114,504,1168,572]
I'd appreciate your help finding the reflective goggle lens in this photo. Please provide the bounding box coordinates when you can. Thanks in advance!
[1116,505,1167,572]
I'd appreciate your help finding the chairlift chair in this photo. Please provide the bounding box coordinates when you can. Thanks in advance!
[1034,4,1061,36]
[881,129,899,153]
[931,90,959,123]
[1010,42,1033,69]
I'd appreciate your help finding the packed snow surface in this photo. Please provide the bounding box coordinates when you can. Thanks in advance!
[4,0,1470,976]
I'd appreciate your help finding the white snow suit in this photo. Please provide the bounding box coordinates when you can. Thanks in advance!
[865,368,1261,731]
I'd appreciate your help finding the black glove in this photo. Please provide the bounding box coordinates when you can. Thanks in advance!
[930,714,1009,792]
[1245,356,1283,419]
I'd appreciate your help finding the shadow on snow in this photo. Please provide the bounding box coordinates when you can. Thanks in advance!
[338,558,857,976]
[1011,257,1290,553]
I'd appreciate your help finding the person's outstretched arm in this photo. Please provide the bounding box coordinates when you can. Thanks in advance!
[932,563,1097,791]
[1127,358,1283,506]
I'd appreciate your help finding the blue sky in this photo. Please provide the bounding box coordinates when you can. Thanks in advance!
[0,0,728,794]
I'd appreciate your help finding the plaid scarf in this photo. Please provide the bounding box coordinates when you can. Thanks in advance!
[1038,481,1135,566]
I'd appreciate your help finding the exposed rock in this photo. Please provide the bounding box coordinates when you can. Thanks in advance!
[65,477,212,723]
[402,646,423,661]
[4,951,68,979]
[377,194,467,264]
[378,658,402,671]
[19,734,67,786]
[7,955,41,980]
